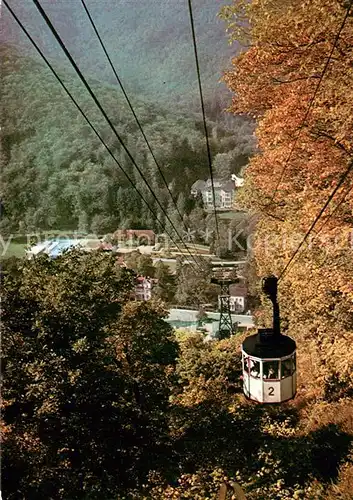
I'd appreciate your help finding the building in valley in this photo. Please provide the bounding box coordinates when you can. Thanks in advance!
[191,178,237,210]
[218,283,248,313]
[113,229,156,246]
[134,276,158,301]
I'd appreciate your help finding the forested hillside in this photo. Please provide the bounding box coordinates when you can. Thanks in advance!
[1,0,238,113]
[222,0,353,496]
[0,47,254,235]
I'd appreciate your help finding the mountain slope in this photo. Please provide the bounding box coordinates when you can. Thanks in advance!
[0,48,253,234]
[1,0,239,112]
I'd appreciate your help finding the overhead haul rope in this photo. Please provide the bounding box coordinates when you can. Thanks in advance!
[5,0,202,275]
[187,0,221,249]
[79,0,206,270]
[31,0,205,273]
[266,0,353,210]
[278,159,353,280]
[282,182,353,272]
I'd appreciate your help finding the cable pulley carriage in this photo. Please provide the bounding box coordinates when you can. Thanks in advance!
[242,276,297,403]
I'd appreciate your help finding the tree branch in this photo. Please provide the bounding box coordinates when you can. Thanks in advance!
[309,127,353,156]
[271,75,320,84]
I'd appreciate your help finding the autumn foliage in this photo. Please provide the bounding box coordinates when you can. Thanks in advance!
[2,1,353,497]
[222,0,353,388]
[221,0,353,496]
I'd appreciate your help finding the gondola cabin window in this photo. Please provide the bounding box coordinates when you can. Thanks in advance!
[243,356,249,374]
[263,360,279,380]
[281,356,294,379]
[250,359,260,379]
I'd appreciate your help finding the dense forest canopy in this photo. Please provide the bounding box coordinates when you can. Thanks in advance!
[0,47,254,235]
[1,0,239,112]
[2,251,180,498]
[3,251,352,499]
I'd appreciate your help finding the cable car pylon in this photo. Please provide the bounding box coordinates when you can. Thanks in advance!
[211,273,238,340]
[241,275,297,404]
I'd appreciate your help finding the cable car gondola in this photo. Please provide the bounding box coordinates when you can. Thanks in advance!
[241,276,296,403]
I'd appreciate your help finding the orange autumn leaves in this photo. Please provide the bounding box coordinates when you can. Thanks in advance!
[222,0,353,387]
[223,0,353,207]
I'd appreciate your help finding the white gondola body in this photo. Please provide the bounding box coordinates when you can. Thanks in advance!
[241,337,296,404]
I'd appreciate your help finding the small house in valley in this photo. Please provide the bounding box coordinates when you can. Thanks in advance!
[191,178,239,210]
[135,276,158,301]
[113,229,156,246]
[218,283,248,313]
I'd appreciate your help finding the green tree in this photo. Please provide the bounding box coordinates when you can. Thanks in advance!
[77,210,89,233]
[175,260,218,308]
[137,254,155,278]
[2,251,178,499]
[177,192,186,215]
[154,261,176,304]
[196,307,208,325]
[213,152,232,181]
[90,214,115,235]
[124,250,141,271]
[187,206,206,238]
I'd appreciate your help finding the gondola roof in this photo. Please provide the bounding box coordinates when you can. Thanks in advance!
[242,329,296,358]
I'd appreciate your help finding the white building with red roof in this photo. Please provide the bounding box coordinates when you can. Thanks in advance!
[135,276,158,301]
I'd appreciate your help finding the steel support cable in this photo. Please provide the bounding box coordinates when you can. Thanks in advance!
[278,159,353,280]
[31,0,204,273]
[314,183,353,237]
[266,0,353,209]
[4,0,201,276]
[244,0,352,233]
[187,0,221,247]
[79,0,207,272]
[284,181,353,271]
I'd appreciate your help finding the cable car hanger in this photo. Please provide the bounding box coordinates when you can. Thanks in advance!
[241,276,297,404]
